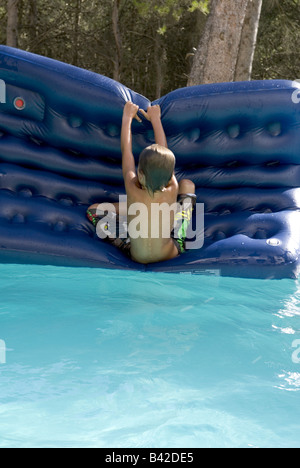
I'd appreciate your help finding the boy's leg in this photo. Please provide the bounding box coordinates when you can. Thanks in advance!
[178,179,196,200]
[88,202,127,216]
[177,178,196,208]
[86,202,127,225]
[86,201,129,250]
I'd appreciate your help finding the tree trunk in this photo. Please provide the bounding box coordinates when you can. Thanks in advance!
[28,0,38,52]
[188,0,250,86]
[7,0,19,48]
[154,34,167,100]
[73,0,81,66]
[112,0,122,82]
[234,0,263,81]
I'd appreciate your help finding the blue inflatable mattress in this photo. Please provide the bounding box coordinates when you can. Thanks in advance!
[0,46,300,279]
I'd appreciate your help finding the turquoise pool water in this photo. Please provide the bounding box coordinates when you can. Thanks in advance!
[0,264,299,448]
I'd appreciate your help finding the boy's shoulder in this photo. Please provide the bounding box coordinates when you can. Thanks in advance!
[169,175,179,190]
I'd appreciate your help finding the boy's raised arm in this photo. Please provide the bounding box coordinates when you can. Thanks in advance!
[121,102,141,181]
[140,105,168,148]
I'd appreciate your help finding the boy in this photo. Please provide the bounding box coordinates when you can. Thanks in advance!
[87,102,196,264]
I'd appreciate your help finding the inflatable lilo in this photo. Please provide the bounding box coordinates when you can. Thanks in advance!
[0,45,300,279]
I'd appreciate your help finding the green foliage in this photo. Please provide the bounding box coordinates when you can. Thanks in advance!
[252,0,300,81]
[188,0,209,14]
[2,0,206,99]
[1,0,300,99]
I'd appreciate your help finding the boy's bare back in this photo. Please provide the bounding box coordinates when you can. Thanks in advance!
[126,172,179,264]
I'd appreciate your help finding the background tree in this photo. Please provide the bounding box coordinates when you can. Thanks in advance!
[252,0,300,80]
[235,0,263,81]
[0,0,300,99]
[188,0,258,85]
[6,0,18,47]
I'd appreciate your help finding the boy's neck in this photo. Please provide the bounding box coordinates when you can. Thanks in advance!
[140,183,166,198]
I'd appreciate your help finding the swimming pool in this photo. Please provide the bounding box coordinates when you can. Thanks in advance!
[0,264,299,448]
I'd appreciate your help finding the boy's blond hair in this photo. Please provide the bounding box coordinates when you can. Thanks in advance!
[138,144,175,194]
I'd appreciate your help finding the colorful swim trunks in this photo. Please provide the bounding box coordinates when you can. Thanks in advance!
[172,193,197,254]
[86,208,131,257]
